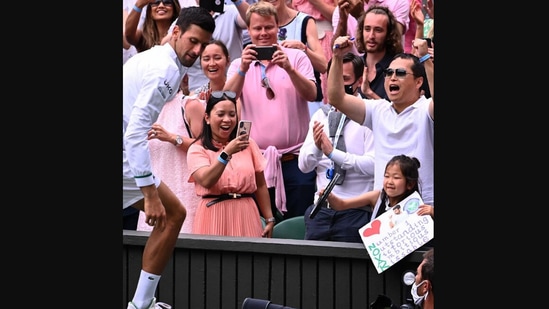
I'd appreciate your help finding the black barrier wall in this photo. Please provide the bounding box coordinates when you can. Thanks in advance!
[123,231,424,309]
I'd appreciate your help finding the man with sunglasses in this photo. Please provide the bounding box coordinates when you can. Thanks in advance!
[123,7,215,309]
[125,0,182,53]
[299,53,376,243]
[224,1,318,220]
[334,4,430,100]
[327,35,434,208]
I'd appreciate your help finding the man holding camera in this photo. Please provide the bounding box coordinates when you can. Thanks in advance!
[224,1,318,220]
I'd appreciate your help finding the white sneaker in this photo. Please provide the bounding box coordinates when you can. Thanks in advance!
[127,297,172,309]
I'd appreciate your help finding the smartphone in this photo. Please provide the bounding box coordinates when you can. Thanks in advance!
[422,37,432,48]
[199,0,224,13]
[252,46,276,60]
[238,120,252,140]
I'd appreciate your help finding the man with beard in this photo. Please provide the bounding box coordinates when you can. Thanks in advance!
[123,6,215,309]
[335,4,430,100]
[353,5,404,100]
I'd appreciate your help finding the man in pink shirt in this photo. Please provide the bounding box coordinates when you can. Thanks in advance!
[224,1,318,220]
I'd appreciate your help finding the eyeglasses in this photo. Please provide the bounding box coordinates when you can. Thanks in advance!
[383,68,414,79]
[151,0,174,7]
[211,91,237,99]
[259,64,275,100]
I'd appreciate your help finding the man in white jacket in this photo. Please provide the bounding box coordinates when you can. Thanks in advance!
[122,7,215,309]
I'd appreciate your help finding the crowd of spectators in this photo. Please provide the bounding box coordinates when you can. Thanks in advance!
[123,0,435,248]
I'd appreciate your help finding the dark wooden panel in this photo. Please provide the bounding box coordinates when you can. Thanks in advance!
[124,231,425,261]
[189,250,206,309]
[334,259,351,309]
[127,247,143,304]
[158,254,175,303]
[270,254,285,304]
[366,260,384,303]
[174,248,191,309]
[122,247,128,309]
[301,255,318,309]
[317,258,334,309]
[221,251,238,308]
[252,253,271,300]
[385,261,407,304]
[350,259,368,309]
[285,255,302,308]
[206,251,222,309]
[237,254,254,309]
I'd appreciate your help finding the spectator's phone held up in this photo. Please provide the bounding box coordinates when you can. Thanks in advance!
[252,46,276,60]
[238,120,252,141]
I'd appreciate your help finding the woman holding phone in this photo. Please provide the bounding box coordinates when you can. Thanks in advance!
[187,91,276,237]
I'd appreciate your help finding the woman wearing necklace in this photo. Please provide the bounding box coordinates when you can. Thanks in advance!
[189,40,231,101]
[187,91,276,237]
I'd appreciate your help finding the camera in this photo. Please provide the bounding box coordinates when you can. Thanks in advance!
[241,298,296,309]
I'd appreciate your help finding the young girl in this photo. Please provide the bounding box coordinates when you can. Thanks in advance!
[324,154,434,220]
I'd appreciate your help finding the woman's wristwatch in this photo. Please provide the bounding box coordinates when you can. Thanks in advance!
[220,151,231,161]
[174,135,183,146]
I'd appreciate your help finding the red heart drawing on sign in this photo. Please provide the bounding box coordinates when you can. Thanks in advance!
[362,220,381,237]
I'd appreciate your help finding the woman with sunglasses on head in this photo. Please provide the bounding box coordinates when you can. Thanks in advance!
[125,0,181,53]
[187,91,276,237]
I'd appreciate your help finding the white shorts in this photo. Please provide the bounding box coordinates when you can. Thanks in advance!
[122,175,161,209]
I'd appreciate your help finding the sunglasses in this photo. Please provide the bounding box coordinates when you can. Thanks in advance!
[261,77,276,100]
[210,91,237,100]
[151,0,174,7]
[259,65,275,100]
[383,68,414,79]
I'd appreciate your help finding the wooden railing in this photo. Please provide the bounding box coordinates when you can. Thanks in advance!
[123,230,425,309]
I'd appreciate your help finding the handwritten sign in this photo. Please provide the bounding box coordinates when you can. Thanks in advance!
[358,191,434,274]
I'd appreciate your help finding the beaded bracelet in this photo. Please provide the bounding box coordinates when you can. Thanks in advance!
[132,5,142,13]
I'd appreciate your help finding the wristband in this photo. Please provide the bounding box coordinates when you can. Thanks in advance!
[132,5,142,13]
[328,151,334,159]
[233,0,243,6]
[217,155,228,165]
[419,54,431,63]
[237,68,246,77]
